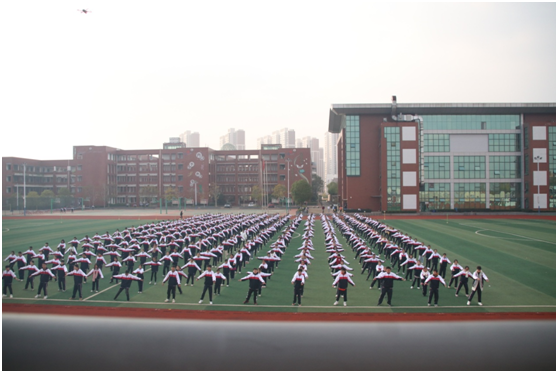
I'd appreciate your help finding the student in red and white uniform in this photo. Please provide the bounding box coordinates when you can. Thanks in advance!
[132,264,144,293]
[112,271,142,301]
[123,255,136,272]
[3,265,16,298]
[21,260,39,290]
[420,267,431,297]
[10,252,27,280]
[453,266,472,297]
[214,268,227,296]
[332,268,355,306]
[467,266,489,306]
[239,268,265,305]
[162,265,181,303]
[57,240,66,256]
[67,264,87,300]
[448,260,463,288]
[424,270,447,306]
[87,264,104,293]
[218,260,233,286]
[408,261,425,290]
[401,256,417,281]
[291,268,306,306]
[182,258,201,286]
[51,260,68,292]
[144,257,162,285]
[106,259,122,284]
[197,265,216,304]
[439,254,451,279]
[31,263,55,299]
[427,249,442,272]
[23,247,36,266]
[373,267,405,306]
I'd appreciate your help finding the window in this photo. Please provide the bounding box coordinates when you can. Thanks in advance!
[488,134,520,152]
[454,156,486,179]
[424,134,450,152]
[489,156,521,179]
[6,164,11,171]
[419,183,450,211]
[424,156,450,179]
[384,127,401,211]
[6,176,11,182]
[345,115,360,176]
[178,175,183,181]
[454,183,486,209]
[422,115,520,130]
[280,175,286,181]
[549,126,556,208]
[489,183,520,210]
[178,164,183,170]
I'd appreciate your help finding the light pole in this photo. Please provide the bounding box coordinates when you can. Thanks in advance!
[534,155,543,214]
[286,158,292,214]
[23,163,27,216]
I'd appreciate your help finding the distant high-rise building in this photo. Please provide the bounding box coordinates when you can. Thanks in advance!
[324,132,339,184]
[180,131,200,147]
[301,136,325,185]
[257,135,273,149]
[296,138,303,148]
[163,137,186,149]
[271,128,296,148]
[219,128,246,150]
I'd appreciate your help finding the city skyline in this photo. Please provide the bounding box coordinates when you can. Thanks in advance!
[1,2,555,160]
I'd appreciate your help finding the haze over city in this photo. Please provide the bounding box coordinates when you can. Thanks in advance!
[0,1,555,160]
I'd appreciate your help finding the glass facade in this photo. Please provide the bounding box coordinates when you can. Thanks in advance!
[488,134,520,152]
[345,115,360,176]
[489,182,520,210]
[424,134,449,152]
[419,183,450,211]
[424,156,450,179]
[385,127,400,211]
[454,183,486,209]
[549,126,556,208]
[489,156,521,179]
[422,115,520,130]
[454,156,486,179]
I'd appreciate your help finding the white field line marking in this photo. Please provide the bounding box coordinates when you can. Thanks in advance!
[2,228,9,232]
[458,223,555,245]
[474,230,533,241]
[83,268,152,301]
[3,298,556,309]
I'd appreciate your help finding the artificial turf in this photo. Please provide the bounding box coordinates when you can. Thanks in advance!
[2,216,555,313]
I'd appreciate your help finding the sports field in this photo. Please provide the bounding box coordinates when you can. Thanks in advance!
[2,216,555,314]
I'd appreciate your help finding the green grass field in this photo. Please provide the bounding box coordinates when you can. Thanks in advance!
[2,217,555,313]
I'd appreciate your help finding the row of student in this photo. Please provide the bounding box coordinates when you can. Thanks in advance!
[290,214,314,306]
[3,213,289,301]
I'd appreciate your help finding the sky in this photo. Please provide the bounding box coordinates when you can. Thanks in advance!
[0,1,555,160]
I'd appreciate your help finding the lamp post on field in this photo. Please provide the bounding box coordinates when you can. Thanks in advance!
[286,158,292,214]
[534,155,543,214]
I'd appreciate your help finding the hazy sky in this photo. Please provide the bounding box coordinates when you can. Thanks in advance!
[1,1,555,160]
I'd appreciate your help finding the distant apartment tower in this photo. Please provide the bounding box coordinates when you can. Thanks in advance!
[301,136,325,185]
[220,128,246,150]
[324,132,339,184]
[257,135,273,149]
[272,128,296,148]
[180,131,200,147]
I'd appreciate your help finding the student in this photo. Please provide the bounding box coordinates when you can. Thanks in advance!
[112,271,142,301]
[239,268,265,305]
[332,268,355,306]
[467,266,489,306]
[132,264,144,293]
[197,265,216,304]
[182,258,201,286]
[23,247,36,267]
[57,239,66,256]
[291,268,305,306]
[408,261,425,290]
[144,257,162,285]
[67,265,87,301]
[87,264,104,293]
[420,267,431,297]
[453,266,472,297]
[448,260,463,288]
[106,259,122,284]
[214,268,226,296]
[2,265,16,298]
[439,254,451,279]
[51,260,68,292]
[175,267,188,294]
[218,261,232,287]
[424,270,448,306]
[21,260,39,290]
[31,263,55,299]
[162,265,181,303]
[4,251,17,271]
[10,252,27,281]
[428,249,442,272]
[373,267,405,306]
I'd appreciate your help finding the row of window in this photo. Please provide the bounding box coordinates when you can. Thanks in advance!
[385,127,401,211]
[419,182,521,210]
[423,134,520,153]
[345,116,361,176]
[422,115,520,130]
[423,156,521,179]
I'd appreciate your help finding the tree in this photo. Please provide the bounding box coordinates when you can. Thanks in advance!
[164,187,178,202]
[82,184,105,207]
[311,174,324,203]
[327,182,338,196]
[271,184,287,203]
[291,180,312,206]
[40,190,55,209]
[209,184,222,207]
[26,191,40,210]
[139,186,159,204]
[251,185,262,204]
